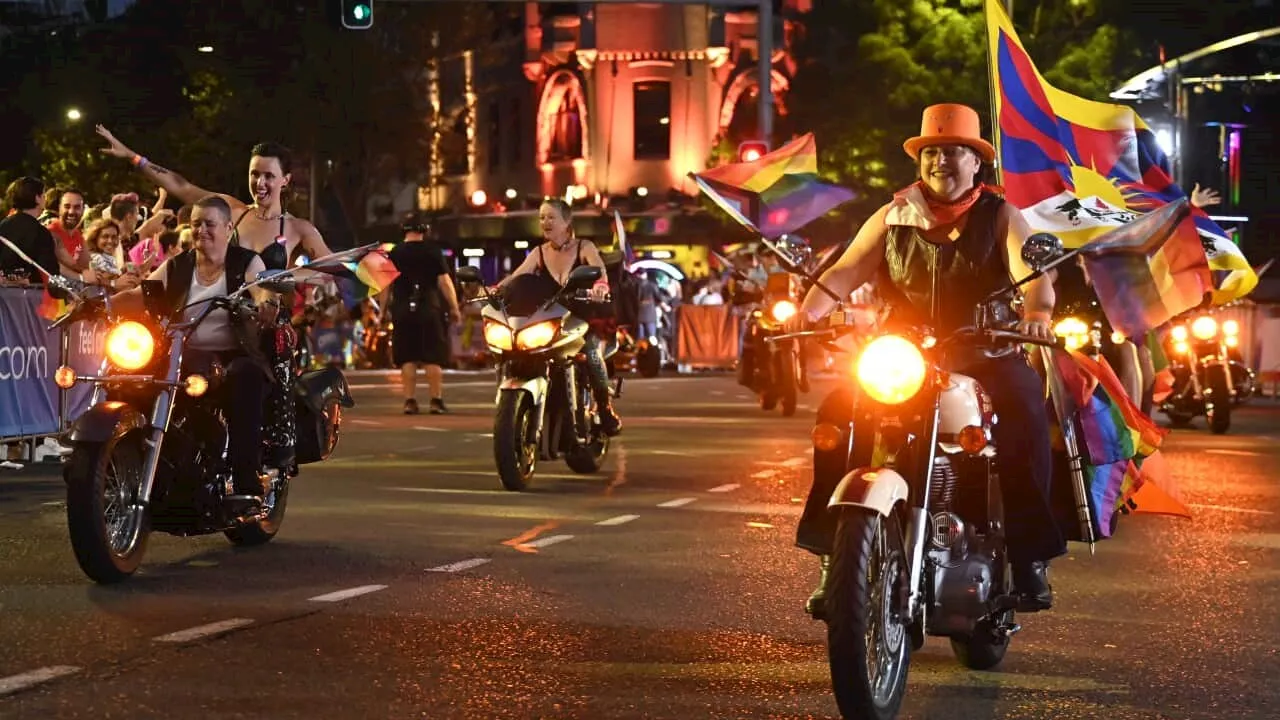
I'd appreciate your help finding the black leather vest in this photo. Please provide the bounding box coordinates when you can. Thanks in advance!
[164,245,257,320]
[878,192,1016,336]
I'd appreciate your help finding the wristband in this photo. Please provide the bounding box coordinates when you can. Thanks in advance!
[131,154,149,170]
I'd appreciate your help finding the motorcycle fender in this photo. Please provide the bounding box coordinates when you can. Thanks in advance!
[497,375,547,410]
[66,402,149,445]
[828,467,910,518]
[296,367,355,410]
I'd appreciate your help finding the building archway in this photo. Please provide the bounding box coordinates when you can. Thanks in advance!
[537,68,590,164]
[718,68,790,139]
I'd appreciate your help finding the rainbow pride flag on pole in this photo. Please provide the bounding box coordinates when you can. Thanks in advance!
[690,133,856,240]
[984,0,1257,305]
[1077,199,1212,339]
[300,243,400,296]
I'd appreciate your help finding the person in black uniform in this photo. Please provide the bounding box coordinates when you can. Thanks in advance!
[386,221,460,415]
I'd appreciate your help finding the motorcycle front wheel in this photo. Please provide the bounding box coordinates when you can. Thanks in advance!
[1207,367,1232,434]
[65,433,150,584]
[494,390,539,491]
[826,507,910,720]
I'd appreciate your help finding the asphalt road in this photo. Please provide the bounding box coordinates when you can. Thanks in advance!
[0,371,1277,720]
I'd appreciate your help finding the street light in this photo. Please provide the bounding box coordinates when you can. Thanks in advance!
[197,45,214,53]
[504,188,518,200]
[469,189,487,207]
[66,108,82,122]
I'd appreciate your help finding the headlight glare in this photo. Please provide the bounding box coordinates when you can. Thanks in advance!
[854,335,927,405]
[105,321,155,371]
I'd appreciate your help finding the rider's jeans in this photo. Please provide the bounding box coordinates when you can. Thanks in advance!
[184,349,268,493]
[795,354,1067,568]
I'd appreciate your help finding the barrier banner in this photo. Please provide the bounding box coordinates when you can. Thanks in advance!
[0,288,59,437]
[63,318,108,424]
[676,305,739,368]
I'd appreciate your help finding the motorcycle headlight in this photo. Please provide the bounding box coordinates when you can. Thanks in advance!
[1223,319,1240,336]
[770,300,798,323]
[1191,316,1217,340]
[516,319,560,350]
[1171,325,1188,342]
[855,335,927,405]
[105,321,155,371]
[483,320,513,351]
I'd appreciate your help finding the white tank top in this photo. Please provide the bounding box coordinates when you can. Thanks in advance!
[184,267,237,351]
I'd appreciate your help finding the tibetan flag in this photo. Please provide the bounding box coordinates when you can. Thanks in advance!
[985,0,1257,305]
[1077,199,1212,339]
[690,133,856,240]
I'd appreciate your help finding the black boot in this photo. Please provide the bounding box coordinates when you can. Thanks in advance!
[225,469,267,514]
[1013,560,1053,611]
[596,391,622,436]
[805,555,831,620]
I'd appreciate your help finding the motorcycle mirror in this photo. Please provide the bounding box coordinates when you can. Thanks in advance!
[456,266,483,284]
[566,265,603,290]
[1021,233,1064,270]
[254,269,298,294]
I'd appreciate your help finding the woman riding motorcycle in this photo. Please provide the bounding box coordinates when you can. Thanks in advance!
[786,104,1067,616]
[492,198,621,435]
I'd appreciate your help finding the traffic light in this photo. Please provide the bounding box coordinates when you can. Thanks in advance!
[738,140,769,163]
[341,0,373,30]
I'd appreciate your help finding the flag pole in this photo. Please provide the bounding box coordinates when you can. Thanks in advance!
[985,0,1005,186]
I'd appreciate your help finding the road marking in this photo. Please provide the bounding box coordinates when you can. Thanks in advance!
[1204,449,1264,457]
[385,486,509,496]
[781,456,808,468]
[596,514,640,526]
[0,666,81,697]
[658,497,698,508]
[427,558,491,573]
[153,619,255,643]
[414,425,448,432]
[650,449,696,456]
[523,534,575,548]
[708,483,740,493]
[750,469,779,479]
[308,584,388,603]
[1186,503,1274,516]
[349,419,383,426]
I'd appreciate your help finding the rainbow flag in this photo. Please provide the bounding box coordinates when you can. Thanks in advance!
[37,290,67,321]
[690,133,856,240]
[302,244,400,295]
[985,0,1257,305]
[1049,348,1187,538]
[1077,199,1212,339]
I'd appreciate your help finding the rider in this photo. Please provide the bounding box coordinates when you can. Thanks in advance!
[493,198,621,436]
[111,195,277,509]
[788,104,1065,615]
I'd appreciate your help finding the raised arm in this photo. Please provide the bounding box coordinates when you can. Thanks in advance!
[798,204,890,322]
[97,125,243,209]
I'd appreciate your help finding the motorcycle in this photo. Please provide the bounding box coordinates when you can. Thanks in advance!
[735,271,808,416]
[1161,314,1252,433]
[608,324,662,378]
[47,271,354,584]
[457,265,614,491]
[769,235,1068,720]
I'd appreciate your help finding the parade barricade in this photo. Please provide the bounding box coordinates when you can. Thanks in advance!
[675,304,739,370]
[0,286,105,445]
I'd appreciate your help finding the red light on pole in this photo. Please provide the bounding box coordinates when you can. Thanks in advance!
[738,141,768,163]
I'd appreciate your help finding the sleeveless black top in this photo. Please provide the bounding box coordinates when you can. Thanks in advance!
[232,208,290,271]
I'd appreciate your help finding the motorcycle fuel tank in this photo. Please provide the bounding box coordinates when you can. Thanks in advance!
[937,374,987,436]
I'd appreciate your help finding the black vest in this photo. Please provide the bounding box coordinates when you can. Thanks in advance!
[878,192,1017,335]
[164,245,257,320]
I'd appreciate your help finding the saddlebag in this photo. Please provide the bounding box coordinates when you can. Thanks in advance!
[294,368,355,465]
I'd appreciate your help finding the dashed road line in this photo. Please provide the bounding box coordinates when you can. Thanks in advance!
[349,419,383,426]
[1204,449,1264,457]
[596,514,641,526]
[658,497,698,508]
[414,425,448,432]
[750,469,779,479]
[708,483,740,493]
[153,619,255,644]
[523,534,575,549]
[0,666,81,698]
[427,558,492,573]
[308,585,388,603]
[1186,503,1274,516]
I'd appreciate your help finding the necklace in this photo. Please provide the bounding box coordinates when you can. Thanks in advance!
[252,204,285,222]
[549,237,575,252]
[196,262,223,285]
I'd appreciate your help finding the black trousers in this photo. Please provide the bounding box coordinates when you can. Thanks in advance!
[795,354,1067,567]
[184,349,268,493]
[582,331,612,405]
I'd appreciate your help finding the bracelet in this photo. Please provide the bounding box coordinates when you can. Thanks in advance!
[131,154,149,170]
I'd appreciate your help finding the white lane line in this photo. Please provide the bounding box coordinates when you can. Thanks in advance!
[1204,449,1264,457]
[349,419,383,426]
[658,497,698,508]
[427,558,492,573]
[708,483,740,493]
[1186,503,1275,516]
[651,450,696,456]
[523,534,575,548]
[596,514,641,526]
[0,666,81,697]
[308,584,388,603]
[386,486,508,496]
[414,425,448,432]
[750,469,779,479]
[153,619,255,643]
[781,456,808,468]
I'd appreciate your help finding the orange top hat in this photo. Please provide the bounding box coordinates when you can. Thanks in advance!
[903,103,996,163]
